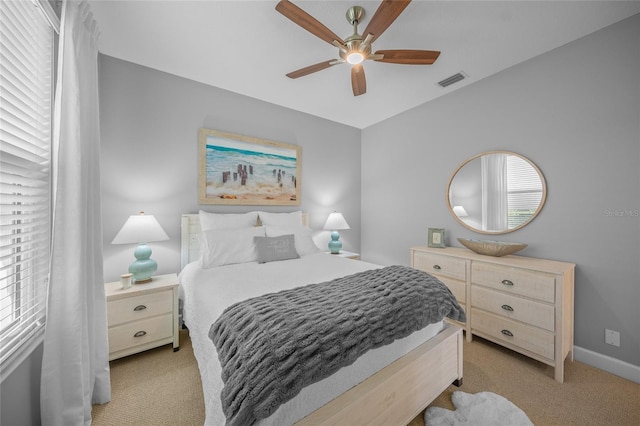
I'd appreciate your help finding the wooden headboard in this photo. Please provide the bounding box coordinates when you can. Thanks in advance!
[180,213,309,270]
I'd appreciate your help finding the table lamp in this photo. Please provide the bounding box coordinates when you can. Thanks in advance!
[323,212,350,254]
[453,205,469,217]
[112,212,169,283]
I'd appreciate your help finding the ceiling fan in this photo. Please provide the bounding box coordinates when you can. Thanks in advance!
[275,0,440,96]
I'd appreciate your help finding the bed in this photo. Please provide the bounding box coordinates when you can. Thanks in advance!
[179,211,464,426]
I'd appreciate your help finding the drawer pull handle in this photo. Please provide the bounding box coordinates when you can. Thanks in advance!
[501,329,514,337]
[501,279,514,286]
[133,331,147,338]
[133,305,147,311]
[433,264,441,270]
[501,304,514,312]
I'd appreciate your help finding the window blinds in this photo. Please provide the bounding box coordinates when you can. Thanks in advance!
[0,0,53,374]
[507,155,543,228]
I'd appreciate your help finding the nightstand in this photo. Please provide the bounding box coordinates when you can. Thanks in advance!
[326,250,360,260]
[104,273,179,361]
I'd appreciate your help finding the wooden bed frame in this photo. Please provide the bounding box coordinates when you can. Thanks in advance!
[180,213,463,425]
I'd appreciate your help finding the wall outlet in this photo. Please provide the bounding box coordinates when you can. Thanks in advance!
[605,329,620,347]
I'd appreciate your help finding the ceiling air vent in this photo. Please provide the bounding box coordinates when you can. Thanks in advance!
[438,72,467,88]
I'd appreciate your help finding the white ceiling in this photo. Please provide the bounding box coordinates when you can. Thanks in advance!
[89,1,640,129]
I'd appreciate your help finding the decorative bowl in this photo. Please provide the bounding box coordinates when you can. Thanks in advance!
[457,238,527,257]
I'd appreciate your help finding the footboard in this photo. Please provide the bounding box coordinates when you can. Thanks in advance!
[295,323,463,425]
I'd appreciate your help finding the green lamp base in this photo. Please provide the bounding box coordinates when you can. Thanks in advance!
[328,230,342,254]
[129,243,158,284]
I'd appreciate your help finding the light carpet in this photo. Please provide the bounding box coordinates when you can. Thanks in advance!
[425,391,533,426]
[94,331,640,426]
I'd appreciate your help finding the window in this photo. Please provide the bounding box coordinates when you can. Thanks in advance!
[507,155,544,229]
[0,0,55,378]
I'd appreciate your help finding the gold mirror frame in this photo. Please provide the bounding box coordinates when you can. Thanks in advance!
[446,151,547,235]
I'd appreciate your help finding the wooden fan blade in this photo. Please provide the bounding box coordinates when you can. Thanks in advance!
[276,0,344,46]
[286,60,339,79]
[374,49,440,64]
[361,0,411,44]
[351,64,366,96]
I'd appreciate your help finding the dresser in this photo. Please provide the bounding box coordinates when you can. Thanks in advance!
[411,246,575,383]
[104,273,180,361]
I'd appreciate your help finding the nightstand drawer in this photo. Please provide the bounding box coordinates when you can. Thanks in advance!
[412,251,466,281]
[472,285,555,331]
[471,309,554,360]
[471,262,555,303]
[108,313,173,354]
[107,289,173,326]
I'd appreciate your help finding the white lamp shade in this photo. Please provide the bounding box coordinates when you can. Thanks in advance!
[323,212,350,231]
[453,205,469,217]
[112,213,169,244]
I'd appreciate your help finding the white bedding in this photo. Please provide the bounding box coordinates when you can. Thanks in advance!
[179,252,444,426]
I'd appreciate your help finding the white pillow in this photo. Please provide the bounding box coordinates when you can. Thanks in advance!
[266,226,321,257]
[199,226,266,268]
[258,211,303,229]
[199,210,258,231]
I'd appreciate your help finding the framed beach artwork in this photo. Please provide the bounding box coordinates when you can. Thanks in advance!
[198,128,301,205]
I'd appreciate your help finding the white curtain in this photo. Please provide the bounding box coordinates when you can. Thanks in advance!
[481,153,508,231]
[40,2,111,425]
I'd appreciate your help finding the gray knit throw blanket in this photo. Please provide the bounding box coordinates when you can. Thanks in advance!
[209,265,466,426]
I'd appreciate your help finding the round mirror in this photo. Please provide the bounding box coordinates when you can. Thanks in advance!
[446,151,547,234]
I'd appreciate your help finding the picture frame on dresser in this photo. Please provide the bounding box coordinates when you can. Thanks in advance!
[428,228,446,248]
[198,128,301,206]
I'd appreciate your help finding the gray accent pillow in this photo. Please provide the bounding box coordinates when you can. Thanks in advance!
[254,234,300,263]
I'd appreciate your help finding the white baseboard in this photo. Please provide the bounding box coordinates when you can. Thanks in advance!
[574,345,640,384]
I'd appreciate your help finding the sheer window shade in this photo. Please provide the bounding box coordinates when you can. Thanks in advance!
[0,0,53,376]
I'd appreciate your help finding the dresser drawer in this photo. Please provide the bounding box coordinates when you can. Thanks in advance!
[471,286,555,331]
[471,309,554,360]
[107,289,173,326]
[108,313,174,354]
[471,263,555,303]
[439,276,466,304]
[413,251,466,281]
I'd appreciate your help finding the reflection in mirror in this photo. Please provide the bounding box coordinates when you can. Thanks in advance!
[447,151,546,234]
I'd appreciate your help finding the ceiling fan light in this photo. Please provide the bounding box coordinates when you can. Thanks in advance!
[346,51,364,65]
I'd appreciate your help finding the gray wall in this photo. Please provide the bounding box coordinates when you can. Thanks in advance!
[0,343,42,426]
[361,14,640,367]
[99,55,363,282]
